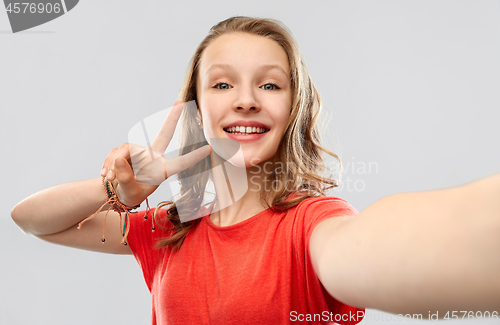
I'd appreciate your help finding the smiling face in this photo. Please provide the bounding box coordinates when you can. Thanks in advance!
[196,32,292,168]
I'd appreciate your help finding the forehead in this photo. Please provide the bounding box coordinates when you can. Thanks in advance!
[199,32,290,76]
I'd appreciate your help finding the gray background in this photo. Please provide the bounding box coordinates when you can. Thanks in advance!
[1,0,499,324]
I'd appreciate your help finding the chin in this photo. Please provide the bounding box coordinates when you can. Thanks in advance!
[225,155,247,168]
[244,152,276,168]
[224,153,261,169]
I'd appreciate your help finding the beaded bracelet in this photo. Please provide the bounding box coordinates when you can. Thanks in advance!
[77,177,143,245]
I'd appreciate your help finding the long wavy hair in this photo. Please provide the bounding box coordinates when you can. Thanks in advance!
[153,16,341,250]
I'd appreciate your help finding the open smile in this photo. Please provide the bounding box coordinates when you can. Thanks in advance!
[222,121,270,142]
[223,126,269,135]
[222,120,270,136]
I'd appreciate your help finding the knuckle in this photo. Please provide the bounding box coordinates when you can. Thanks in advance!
[108,148,118,157]
[122,173,132,182]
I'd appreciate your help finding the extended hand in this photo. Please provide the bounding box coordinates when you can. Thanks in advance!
[100,101,211,207]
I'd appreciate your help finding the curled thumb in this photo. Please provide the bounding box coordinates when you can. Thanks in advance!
[115,158,126,169]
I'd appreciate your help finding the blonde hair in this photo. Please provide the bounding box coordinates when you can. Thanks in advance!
[154,16,340,250]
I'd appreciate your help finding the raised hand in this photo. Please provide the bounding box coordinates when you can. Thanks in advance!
[100,101,211,207]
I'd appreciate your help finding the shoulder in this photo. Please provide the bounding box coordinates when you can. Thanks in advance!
[295,195,358,219]
[283,195,358,246]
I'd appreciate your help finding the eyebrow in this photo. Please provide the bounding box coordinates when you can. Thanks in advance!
[205,63,289,77]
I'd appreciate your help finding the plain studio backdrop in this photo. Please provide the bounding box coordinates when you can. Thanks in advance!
[1,1,499,324]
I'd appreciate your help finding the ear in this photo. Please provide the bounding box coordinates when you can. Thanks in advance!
[196,110,203,128]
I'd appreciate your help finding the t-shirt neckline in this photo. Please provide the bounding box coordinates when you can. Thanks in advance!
[202,192,302,231]
[203,205,273,231]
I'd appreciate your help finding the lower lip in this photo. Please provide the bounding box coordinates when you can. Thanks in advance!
[224,131,268,142]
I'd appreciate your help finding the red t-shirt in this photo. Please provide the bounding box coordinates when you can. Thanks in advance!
[127,196,365,325]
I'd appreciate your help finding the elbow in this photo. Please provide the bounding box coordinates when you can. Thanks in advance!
[11,201,34,236]
[11,202,22,227]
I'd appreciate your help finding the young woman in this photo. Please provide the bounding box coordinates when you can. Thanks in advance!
[11,16,500,325]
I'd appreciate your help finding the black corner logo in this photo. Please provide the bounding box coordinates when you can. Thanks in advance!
[3,0,79,33]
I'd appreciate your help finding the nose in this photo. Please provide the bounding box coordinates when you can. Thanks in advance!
[234,84,260,112]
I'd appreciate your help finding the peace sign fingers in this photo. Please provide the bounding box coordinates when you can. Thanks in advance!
[135,144,212,185]
[150,101,185,154]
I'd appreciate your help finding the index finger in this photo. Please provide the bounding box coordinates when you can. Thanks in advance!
[150,101,184,153]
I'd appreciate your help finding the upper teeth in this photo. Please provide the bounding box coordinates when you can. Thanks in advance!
[225,126,267,134]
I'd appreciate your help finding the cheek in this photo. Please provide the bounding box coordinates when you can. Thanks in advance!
[270,98,292,131]
[199,108,220,140]
[199,94,228,133]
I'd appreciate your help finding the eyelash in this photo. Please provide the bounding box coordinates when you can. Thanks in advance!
[212,82,232,90]
[212,82,280,90]
[261,82,280,90]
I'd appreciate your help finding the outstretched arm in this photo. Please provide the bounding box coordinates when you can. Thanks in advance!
[310,173,500,315]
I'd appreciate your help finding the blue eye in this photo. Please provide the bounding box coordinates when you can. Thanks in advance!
[214,82,232,90]
[261,83,279,90]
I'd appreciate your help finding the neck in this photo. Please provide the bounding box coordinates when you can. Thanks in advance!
[209,153,274,227]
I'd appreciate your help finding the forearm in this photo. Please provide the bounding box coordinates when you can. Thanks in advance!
[316,173,500,314]
[11,177,110,236]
